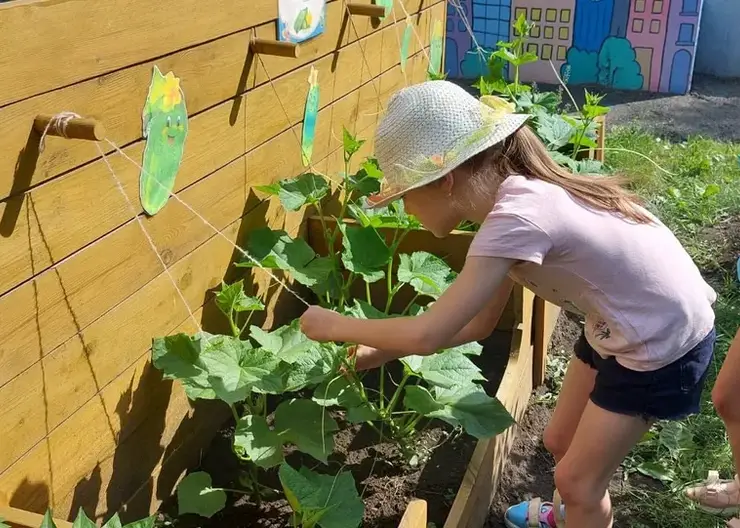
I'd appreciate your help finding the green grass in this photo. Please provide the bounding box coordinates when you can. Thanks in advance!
[579,127,740,527]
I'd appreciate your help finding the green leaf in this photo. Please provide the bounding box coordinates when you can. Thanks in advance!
[284,343,338,392]
[548,150,579,171]
[348,159,383,197]
[121,517,156,528]
[278,464,364,528]
[574,159,605,174]
[72,509,97,528]
[344,299,388,319]
[177,472,227,518]
[0,518,10,528]
[345,404,379,423]
[312,377,377,423]
[702,183,721,198]
[636,460,676,483]
[239,228,333,288]
[404,385,514,439]
[250,320,316,363]
[39,511,57,528]
[446,341,483,356]
[274,173,331,211]
[583,104,609,120]
[254,183,281,196]
[152,334,216,400]
[658,422,694,459]
[215,280,264,316]
[400,354,424,373]
[233,415,284,468]
[416,350,486,389]
[535,113,576,149]
[102,514,123,528]
[513,51,539,66]
[339,224,391,283]
[343,127,366,161]
[274,399,339,463]
[397,252,453,298]
[199,335,285,401]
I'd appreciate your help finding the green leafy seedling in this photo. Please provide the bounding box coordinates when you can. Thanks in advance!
[177,472,228,518]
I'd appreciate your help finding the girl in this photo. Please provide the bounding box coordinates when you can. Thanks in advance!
[685,326,740,527]
[299,81,717,528]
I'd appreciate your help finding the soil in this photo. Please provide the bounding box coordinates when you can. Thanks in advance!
[160,330,513,528]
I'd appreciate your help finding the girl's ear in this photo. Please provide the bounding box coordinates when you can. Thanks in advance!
[440,172,455,196]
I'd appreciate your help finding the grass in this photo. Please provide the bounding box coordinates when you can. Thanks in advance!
[583,127,740,527]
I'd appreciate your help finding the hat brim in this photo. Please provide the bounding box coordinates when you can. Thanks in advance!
[365,113,530,210]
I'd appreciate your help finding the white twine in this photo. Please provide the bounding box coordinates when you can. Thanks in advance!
[38,111,80,153]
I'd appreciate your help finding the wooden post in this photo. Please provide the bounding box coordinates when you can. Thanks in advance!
[532,297,547,387]
[34,114,105,141]
[595,115,606,163]
[346,2,388,17]
[398,499,427,528]
[0,493,73,528]
[250,38,301,58]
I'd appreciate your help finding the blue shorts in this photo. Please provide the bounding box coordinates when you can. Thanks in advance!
[574,328,716,421]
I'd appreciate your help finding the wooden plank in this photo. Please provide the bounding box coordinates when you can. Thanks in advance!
[0,50,430,397]
[0,6,438,300]
[0,66,408,486]
[398,499,427,528]
[0,0,438,199]
[532,298,561,387]
[444,288,535,528]
[0,502,73,528]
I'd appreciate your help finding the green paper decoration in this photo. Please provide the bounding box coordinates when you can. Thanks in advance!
[400,18,413,73]
[302,67,320,167]
[139,66,188,216]
[428,19,444,76]
[376,0,393,20]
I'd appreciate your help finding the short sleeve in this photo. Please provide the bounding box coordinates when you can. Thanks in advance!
[467,213,553,264]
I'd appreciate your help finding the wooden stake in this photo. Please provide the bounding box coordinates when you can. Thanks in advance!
[346,2,387,17]
[34,114,105,142]
[250,39,301,58]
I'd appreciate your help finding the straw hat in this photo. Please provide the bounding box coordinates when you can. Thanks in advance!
[368,80,530,209]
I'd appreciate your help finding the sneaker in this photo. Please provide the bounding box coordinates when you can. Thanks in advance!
[504,497,565,528]
[685,471,740,516]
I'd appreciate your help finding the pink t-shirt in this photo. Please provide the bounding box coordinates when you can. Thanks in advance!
[468,175,716,372]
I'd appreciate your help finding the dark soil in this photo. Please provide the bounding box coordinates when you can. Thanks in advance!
[161,330,513,528]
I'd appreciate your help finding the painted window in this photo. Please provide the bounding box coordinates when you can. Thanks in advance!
[515,7,526,20]
[531,7,542,21]
[682,0,699,15]
[501,6,511,21]
[557,45,567,60]
[542,43,553,60]
[546,8,557,22]
[632,18,644,33]
[677,22,695,44]
[560,9,571,23]
[531,25,541,38]
[635,0,646,12]
[559,26,569,40]
[528,43,539,55]
[650,20,661,33]
[544,26,554,39]
[487,5,500,19]
[652,0,664,13]
[473,3,486,18]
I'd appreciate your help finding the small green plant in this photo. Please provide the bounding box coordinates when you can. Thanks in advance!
[19,509,156,528]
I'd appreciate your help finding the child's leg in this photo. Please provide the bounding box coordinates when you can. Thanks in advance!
[686,329,740,515]
[555,401,651,528]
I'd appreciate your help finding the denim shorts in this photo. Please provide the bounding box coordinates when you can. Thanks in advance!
[574,328,716,421]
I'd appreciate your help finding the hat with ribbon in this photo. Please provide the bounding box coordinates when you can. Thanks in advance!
[368,80,530,209]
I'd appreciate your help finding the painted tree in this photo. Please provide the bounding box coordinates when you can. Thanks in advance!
[561,47,599,85]
[597,37,643,90]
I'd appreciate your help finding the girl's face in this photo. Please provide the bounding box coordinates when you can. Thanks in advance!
[402,173,463,238]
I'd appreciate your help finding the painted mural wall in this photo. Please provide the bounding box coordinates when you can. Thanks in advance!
[446,0,704,94]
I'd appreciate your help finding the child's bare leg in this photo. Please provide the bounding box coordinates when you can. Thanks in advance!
[543,356,597,462]
[555,401,651,528]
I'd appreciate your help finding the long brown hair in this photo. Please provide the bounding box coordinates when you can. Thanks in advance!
[465,125,653,224]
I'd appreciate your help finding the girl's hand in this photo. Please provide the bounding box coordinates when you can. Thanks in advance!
[300,305,344,342]
[349,345,394,371]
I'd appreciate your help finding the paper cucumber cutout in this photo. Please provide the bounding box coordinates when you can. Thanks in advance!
[376,0,393,20]
[428,19,444,76]
[294,6,312,32]
[400,18,413,73]
[301,67,320,167]
[140,66,188,216]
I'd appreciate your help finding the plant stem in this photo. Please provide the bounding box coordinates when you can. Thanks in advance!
[228,310,240,338]
[401,293,420,316]
[230,404,240,423]
[384,256,395,313]
[379,365,386,411]
[386,371,412,417]
[365,280,372,304]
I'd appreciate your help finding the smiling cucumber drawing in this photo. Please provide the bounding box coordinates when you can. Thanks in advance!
[139,65,189,216]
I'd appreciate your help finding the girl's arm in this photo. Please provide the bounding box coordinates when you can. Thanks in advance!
[301,256,515,357]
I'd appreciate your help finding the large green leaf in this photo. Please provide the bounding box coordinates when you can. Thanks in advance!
[397,252,453,298]
[344,299,388,319]
[283,343,338,392]
[347,199,421,230]
[102,514,123,528]
[39,511,57,528]
[274,399,339,463]
[72,510,96,528]
[255,173,330,211]
[312,376,376,423]
[534,112,576,150]
[339,224,391,283]
[278,464,364,528]
[238,228,333,288]
[250,320,317,363]
[347,159,382,197]
[233,415,284,468]
[215,280,264,316]
[177,472,227,518]
[122,517,156,528]
[152,334,216,400]
[417,350,486,389]
[448,341,483,356]
[404,385,514,439]
[199,335,286,401]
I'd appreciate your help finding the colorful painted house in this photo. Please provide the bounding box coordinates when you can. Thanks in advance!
[445,0,704,94]
[511,0,576,84]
